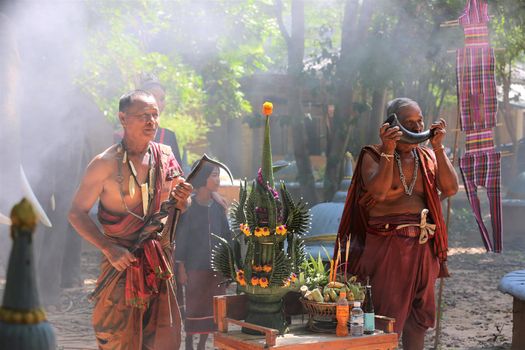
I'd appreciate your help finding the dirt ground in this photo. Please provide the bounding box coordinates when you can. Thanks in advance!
[3,201,521,350]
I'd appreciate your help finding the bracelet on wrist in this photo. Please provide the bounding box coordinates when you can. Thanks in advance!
[380,152,394,161]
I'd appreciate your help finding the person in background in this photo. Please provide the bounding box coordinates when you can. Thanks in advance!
[175,162,231,350]
[139,76,228,210]
[139,78,183,165]
[138,76,228,329]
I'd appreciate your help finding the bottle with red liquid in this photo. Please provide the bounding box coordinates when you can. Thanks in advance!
[336,291,349,336]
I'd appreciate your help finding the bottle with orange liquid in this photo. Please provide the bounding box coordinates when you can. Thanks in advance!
[336,291,349,336]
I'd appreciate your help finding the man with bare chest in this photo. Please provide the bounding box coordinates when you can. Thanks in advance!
[69,90,192,349]
[336,98,458,350]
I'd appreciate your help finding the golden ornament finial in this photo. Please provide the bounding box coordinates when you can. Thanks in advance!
[10,198,37,232]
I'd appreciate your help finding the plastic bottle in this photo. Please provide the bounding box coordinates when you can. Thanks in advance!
[335,291,349,337]
[350,301,364,336]
[363,279,375,335]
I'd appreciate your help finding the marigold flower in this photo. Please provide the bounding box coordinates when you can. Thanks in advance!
[240,223,251,236]
[253,265,263,272]
[283,278,291,287]
[236,270,246,286]
[262,101,273,116]
[262,227,270,236]
[275,225,287,235]
[251,276,259,286]
[290,273,297,282]
[254,227,264,237]
[262,265,272,273]
[259,277,269,288]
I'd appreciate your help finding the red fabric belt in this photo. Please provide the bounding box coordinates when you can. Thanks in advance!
[368,225,423,239]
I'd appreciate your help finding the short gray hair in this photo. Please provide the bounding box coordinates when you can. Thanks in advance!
[385,98,418,120]
[118,90,154,113]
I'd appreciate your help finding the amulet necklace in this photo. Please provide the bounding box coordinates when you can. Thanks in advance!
[117,142,155,221]
[394,149,419,196]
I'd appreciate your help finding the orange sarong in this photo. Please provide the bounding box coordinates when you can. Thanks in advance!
[92,142,182,350]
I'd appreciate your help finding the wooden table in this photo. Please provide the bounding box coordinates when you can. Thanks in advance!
[213,294,398,350]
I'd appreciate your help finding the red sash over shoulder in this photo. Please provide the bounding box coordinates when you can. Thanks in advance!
[334,145,450,278]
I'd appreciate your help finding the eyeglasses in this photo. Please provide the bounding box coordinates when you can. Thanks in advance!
[126,112,159,122]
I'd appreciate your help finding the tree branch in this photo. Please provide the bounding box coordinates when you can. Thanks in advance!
[274,0,291,49]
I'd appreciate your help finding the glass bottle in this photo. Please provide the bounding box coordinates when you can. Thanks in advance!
[363,279,375,334]
[350,301,364,336]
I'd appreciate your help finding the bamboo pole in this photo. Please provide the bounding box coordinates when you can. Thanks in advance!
[434,71,462,350]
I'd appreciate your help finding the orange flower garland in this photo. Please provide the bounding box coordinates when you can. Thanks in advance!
[259,277,269,288]
[236,270,246,286]
[254,227,271,237]
[251,276,259,286]
[240,223,251,237]
[275,225,287,236]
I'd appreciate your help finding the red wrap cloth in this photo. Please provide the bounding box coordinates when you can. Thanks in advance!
[93,142,183,350]
[97,142,180,308]
[360,214,439,333]
[334,144,449,280]
[125,239,173,308]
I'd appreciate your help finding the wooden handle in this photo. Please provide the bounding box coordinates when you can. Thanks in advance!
[225,318,278,347]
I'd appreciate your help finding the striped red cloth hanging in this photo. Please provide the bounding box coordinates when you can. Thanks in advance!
[458,0,489,25]
[456,0,502,253]
[456,48,498,131]
[456,0,497,132]
[464,128,494,153]
[459,152,502,253]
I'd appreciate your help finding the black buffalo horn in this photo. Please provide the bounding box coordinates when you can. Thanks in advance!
[385,113,434,144]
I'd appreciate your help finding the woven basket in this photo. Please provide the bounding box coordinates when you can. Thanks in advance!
[300,299,341,320]
[300,298,362,323]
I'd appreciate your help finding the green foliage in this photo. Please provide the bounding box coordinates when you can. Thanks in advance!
[279,182,295,222]
[491,1,525,80]
[78,0,284,154]
[233,238,243,270]
[269,251,292,286]
[287,235,307,274]
[285,200,310,235]
[245,181,259,232]
[210,234,236,281]
[244,237,255,279]
[78,1,209,155]
[229,179,248,230]
[300,252,329,290]
[201,58,253,125]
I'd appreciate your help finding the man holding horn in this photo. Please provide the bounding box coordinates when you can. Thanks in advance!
[335,98,458,350]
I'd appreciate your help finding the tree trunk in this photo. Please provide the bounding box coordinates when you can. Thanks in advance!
[276,0,318,205]
[367,87,387,145]
[323,0,365,201]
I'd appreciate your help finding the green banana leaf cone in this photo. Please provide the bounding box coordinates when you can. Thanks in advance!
[211,102,311,335]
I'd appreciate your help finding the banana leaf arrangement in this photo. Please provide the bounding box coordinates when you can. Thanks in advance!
[211,102,311,293]
[299,250,365,303]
